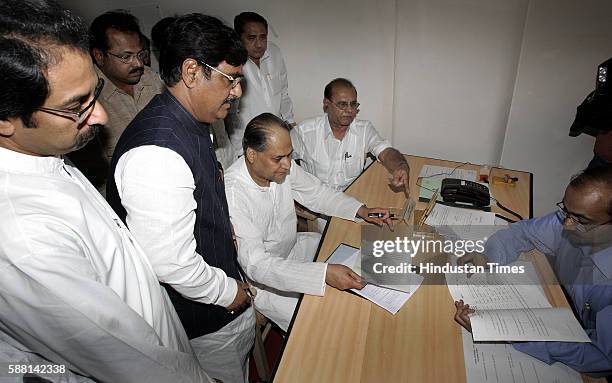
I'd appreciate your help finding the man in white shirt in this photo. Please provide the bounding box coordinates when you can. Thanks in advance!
[227,12,295,157]
[0,2,212,382]
[292,78,410,193]
[107,14,254,383]
[225,113,394,330]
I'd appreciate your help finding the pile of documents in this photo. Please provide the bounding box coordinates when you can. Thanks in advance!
[326,244,423,314]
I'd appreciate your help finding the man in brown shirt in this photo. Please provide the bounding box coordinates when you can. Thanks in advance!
[69,10,164,193]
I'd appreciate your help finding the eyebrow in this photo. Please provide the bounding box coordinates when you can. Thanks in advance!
[57,92,90,108]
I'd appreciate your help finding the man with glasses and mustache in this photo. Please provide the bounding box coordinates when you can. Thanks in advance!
[455,166,612,377]
[291,78,411,231]
[0,1,214,382]
[107,14,254,383]
[71,10,164,194]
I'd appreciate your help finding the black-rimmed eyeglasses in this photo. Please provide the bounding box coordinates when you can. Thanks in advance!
[34,78,104,124]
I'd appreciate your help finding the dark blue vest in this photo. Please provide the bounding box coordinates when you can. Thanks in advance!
[107,91,241,338]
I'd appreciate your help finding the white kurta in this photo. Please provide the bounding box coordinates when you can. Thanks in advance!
[0,147,211,383]
[224,158,363,329]
[291,114,391,191]
[228,42,294,156]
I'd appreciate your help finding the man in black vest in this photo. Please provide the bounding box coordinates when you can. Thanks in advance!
[107,14,253,383]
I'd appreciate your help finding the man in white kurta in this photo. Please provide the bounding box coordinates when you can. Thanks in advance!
[0,3,211,381]
[228,12,295,157]
[224,113,393,330]
[291,78,410,192]
[0,149,210,383]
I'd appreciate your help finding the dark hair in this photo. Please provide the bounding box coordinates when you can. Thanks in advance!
[0,0,88,127]
[160,13,247,86]
[243,113,291,153]
[569,166,612,217]
[324,78,356,100]
[151,16,176,53]
[89,10,143,52]
[234,12,268,36]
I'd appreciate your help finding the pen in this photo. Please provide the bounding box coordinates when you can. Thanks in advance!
[367,212,396,219]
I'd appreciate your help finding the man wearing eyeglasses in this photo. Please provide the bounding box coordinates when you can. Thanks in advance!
[107,14,254,383]
[88,11,164,169]
[0,1,215,382]
[455,166,612,376]
[291,78,410,230]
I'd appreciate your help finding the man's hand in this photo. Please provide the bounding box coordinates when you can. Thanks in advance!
[325,264,365,290]
[226,280,252,313]
[454,299,474,332]
[357,206,395,231]
[457,252,489,268]
[389,163,410,199]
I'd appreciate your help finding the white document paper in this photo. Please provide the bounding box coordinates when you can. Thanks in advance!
[426,203,496,227]
[446,261,551,310]
[470,307,591,342]
[327,244,423,314]
[425,203,499,241]
[462,330,582,383]
[419,165,477,181]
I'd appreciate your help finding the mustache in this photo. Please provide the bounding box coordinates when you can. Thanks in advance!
[224,97,238,105]
[129,67,144,74]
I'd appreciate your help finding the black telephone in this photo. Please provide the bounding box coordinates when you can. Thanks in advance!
[440,178,490,207]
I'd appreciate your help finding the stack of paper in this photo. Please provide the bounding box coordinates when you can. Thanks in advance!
[446,261,590,343]
[326,244,423,314]
[462,330,582,383]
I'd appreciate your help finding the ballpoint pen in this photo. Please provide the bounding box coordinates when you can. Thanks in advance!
[367,212,397,219]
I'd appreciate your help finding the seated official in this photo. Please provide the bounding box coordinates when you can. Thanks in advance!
[224,113,393,330]
[291,78,410,194]
[455,166,612,376]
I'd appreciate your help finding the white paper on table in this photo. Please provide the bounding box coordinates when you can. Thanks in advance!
[326,244,423,314]
[461,330,582,383]
[425,203,496,227]
[446,261,551,310]
[470,307,591,342]
[419,165,477,181]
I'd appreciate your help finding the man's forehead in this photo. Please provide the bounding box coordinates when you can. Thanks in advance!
[565,185,607,214]
[106,28,142,51]
[331,86,357,100]
[244,22,267,34]
[218,61,243,75]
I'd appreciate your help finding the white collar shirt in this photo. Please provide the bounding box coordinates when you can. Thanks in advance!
[291,114,391,191]
[229,42,294,155]
[224,158,363,296]
[0,147,211,383]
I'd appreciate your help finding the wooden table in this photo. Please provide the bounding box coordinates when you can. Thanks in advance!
[272,155,600,383]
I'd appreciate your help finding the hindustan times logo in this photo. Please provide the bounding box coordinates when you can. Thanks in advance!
[371,237,486,258]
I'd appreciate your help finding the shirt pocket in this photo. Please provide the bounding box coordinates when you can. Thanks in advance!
[267,72,283,95]
[342,154,364,182]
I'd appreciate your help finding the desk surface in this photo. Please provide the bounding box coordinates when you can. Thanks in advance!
[273,155,599,383]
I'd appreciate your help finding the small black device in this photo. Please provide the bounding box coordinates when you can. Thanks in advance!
[440,178,490,207]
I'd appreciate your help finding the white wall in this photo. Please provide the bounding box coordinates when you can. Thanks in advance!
[501,0,612,215]
[59,0,612,215]
[393,0,529,165]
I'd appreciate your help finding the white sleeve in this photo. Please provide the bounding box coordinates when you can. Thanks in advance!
[0,222,212,383]
[278,55,294,123]
[114,146,237,307]
[226,186,327,296]
[290,127,305,161]
[290,161,363,220]
[364,121,392,158]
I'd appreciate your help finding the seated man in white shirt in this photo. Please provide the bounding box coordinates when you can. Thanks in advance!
[227,12,295,157]
[224,112,394,330]
[292,78,410,193]
[0,2,212,382]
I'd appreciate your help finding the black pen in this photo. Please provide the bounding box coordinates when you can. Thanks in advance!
[367,212,396,219]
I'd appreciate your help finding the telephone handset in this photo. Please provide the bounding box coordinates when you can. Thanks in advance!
[440,178,490,207]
